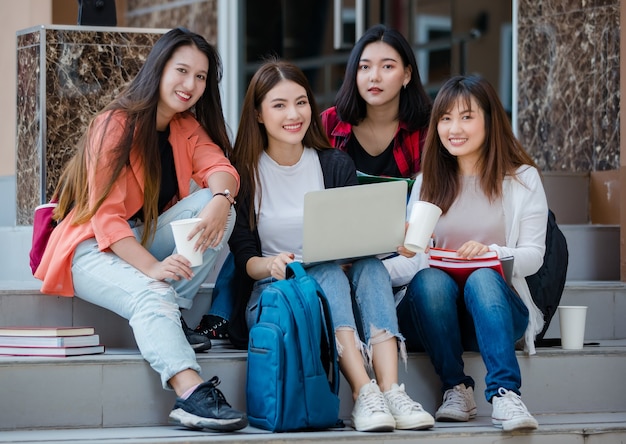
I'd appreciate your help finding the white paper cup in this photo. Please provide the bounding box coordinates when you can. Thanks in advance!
[170,218,203,267]
[558,305,587,350]
[404,201,442,253]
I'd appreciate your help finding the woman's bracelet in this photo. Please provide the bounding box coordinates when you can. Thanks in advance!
[214,189,235,206]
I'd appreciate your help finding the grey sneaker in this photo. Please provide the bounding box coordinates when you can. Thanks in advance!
[383,383,434,430]
[491,387,538,431]
[435,384,477,422]
[351,380,396,432]
[169,376,248,431]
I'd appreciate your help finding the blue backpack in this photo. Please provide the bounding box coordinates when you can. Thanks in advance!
[246,262,340,432]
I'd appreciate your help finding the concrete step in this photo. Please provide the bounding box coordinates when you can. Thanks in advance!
[1,413,625,444]
[0,284,214,349]
[1,340,625,431]
[2,280,624,349]
[544,280,626,340]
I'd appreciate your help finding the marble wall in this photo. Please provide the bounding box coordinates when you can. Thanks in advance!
[15,26,164,225]
[15,0,218,226]
[124,0,218,43]
[517,0,620,172]
[15,1,620,224]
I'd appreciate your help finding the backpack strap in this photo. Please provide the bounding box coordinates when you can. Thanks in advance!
[285,262,339,394]
[317,284,340,394]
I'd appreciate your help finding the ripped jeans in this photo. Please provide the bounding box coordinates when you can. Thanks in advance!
[246,257,403,362]
[71,189,235,389]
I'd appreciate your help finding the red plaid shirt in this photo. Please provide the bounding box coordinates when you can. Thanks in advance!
[321,106,425,178]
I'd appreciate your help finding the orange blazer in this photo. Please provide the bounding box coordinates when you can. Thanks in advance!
[35,110,240,297]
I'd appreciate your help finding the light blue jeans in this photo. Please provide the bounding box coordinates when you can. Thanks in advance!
[246,257,402,356]
[71,189,235,389]
[398,267,529,402]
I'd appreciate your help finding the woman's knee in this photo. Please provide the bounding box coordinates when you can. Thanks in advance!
[185,188,213,209]
[407,268,457,307]
[351,257,387,275]
[464,268,506,306]
[348,258,391,290]
[310,262,345,281]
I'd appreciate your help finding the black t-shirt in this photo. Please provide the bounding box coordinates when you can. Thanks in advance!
[131,127,178,221]
[157,127,178,213]
[345,136,401,177]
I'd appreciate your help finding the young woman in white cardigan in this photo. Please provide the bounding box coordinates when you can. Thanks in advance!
[391,75,547,432]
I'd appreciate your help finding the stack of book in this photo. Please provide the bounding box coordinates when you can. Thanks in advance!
[0,326,104,357]
[428,248,511,285]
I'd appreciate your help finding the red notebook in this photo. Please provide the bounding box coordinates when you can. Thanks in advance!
[428,248,505,285]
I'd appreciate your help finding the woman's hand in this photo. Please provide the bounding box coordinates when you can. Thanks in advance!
[397,245,417,258]
[189,196,232,252]
[147,254,194,281]
[267,252,295,280]
[456,240,489,259]
[109,237,194,282]
[398,222,432,257]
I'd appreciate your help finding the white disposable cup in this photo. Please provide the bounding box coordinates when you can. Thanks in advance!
[558,305,587,350]
[170,218,203,267]
[404,201,442,253]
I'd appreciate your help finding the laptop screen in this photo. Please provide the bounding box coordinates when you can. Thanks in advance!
[302,181,407,264]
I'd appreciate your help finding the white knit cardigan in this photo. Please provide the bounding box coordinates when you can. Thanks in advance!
[384,165,548,354]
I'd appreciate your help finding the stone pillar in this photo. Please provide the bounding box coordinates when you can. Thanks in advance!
[15,25,165,225]
[516,0,620,173]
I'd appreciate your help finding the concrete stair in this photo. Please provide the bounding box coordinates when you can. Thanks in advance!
[1,413,625,444]
[1,281,625,443]
[0,223,624,442]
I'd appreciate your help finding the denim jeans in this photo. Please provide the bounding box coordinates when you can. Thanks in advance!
[206,252,235,321]
[398,267,529,402]
[71,189,235,389]
[207,284,234,321]
[246,257,401,352]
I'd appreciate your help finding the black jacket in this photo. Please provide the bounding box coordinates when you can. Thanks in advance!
[227,148,358,348]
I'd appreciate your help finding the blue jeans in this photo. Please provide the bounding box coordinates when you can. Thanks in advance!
[398,267,529,402]
[71,189,235,389]
[206,252,235,321]
[246,257,401,350]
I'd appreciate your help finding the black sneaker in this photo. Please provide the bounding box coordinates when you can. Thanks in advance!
[181,317,212,352]
[169,376,248,431]
[195,314,230,341]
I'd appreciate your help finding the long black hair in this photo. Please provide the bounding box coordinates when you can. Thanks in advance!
[54,28,231,246]
[334,24,431,131]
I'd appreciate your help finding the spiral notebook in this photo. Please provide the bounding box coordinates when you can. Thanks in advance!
[302,181,407,264]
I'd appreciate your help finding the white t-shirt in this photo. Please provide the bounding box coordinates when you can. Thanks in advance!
[255,147,324,261]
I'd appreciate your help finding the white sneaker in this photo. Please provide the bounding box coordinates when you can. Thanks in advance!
[491,388,538,431]
[351,380,396,432]
[435,384,477,422]
[383,383,434,430]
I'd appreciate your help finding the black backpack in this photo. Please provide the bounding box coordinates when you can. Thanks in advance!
[525,209,568,342]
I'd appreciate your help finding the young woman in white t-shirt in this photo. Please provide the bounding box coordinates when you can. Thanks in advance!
[227,59,435,432]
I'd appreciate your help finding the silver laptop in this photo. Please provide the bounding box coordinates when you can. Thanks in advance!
[302,181,407,264]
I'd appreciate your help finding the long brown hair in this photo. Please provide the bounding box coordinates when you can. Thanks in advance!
[232,58,332,230]
[420,75,537,213]
[54,28,231,246]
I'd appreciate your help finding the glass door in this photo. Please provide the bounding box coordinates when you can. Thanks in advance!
[228,0,513,127]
